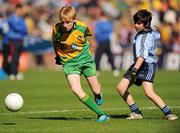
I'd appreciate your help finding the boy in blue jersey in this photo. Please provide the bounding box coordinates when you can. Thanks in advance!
[7,4,27,80]
[94,9,119,77]
[116,9,178,120]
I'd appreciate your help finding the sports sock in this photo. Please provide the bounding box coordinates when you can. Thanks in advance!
[80,94,104,116]
[129,103,141,114]
[161,105,171,116]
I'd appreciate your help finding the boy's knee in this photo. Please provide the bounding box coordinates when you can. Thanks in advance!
[116,85,124,96]
[144,92,150,98]
[144,91,155,100]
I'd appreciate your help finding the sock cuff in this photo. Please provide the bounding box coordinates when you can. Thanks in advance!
[80,94,89,102]
[161,105,171,115]
[129,103,138,109]
[129,103,140,114]
[161,105,170,111]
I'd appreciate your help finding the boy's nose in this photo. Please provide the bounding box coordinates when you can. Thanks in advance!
[134,23,138,27]
[63,23,67,27]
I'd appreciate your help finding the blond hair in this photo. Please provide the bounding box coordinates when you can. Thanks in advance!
[59,5,76,20]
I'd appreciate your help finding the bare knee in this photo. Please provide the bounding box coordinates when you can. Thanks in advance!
[116,84,125,96]
[116,79,129,96]
[142,82,156,100]
[144,90,156,100]
[71,87,85,98]
[144,92,151,99]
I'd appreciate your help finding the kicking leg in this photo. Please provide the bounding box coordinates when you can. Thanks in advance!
[66,74,108,121]
[66,74,85,98]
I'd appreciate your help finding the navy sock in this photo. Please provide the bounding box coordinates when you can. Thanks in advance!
[129,103,141,114]
[161,106,171,116]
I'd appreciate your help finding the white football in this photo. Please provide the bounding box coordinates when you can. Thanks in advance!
[4,93,24,111]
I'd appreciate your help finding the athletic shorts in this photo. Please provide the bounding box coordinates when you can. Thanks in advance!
[63,61,96,77]
[124,62,157,86]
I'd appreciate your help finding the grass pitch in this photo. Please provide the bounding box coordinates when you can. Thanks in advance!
[0,69,180,133]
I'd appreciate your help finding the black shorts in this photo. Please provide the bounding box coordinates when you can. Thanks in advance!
[124,62,157,86]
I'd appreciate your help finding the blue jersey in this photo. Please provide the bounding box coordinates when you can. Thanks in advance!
[7,14,27,40]
[133,29,160,63]
[95,20,113,44]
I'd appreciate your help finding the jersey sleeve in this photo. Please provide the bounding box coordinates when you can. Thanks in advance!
[52,26,56,42]
[135,34,149,60]
[52,25,60,57]
[52,23,63,43]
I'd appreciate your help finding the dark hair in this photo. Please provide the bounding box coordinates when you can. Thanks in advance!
[133,9,152,28]
[15,4,23,9]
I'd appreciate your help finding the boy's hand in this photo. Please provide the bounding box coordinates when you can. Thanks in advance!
[55,57,62,65]
[54,32,61,43]
[129,67,137,82]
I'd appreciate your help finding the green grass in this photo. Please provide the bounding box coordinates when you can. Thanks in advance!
[0,70,180,133]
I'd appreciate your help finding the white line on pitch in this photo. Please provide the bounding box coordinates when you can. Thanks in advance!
[0,105,180,115]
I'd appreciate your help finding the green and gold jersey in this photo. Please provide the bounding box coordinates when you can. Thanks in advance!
[52,20,93,66]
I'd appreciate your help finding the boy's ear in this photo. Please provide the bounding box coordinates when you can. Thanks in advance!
[73,17,77,22]
[145,22,150,28]
[73,19,77,23]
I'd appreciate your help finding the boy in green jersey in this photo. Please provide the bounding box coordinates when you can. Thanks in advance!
[52,5,109,122]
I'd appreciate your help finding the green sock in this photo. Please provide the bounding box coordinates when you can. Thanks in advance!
[80,94,104,116]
